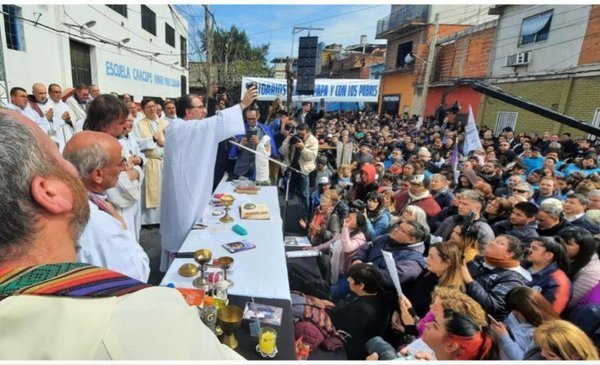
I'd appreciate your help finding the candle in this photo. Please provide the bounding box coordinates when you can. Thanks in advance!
[258,327,277,355]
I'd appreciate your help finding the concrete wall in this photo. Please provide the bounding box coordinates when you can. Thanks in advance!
[489,5,591,77]
[479,76,600,136]
[0,4,188,101]
[430,4,497,25]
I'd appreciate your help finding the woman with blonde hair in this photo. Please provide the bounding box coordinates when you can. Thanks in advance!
[534,319,599,360]
[300,189,341,245]
[403,242,465,317]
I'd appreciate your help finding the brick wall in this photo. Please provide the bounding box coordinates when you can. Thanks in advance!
[479,76,600,136]
[433,26,496,82]
[578,5,600,65]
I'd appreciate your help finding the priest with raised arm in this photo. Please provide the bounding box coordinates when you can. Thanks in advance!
[159,87,259,271]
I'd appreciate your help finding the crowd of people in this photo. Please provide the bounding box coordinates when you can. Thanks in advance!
[277,107,600,360]
[3,78,600,361]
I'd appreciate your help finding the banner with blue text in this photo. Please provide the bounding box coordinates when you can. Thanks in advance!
[241,77,379,103]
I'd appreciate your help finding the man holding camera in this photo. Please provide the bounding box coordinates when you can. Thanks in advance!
[229,108,277,182]
[279,123,319,216]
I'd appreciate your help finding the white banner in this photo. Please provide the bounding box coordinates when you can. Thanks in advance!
[463,104,482,155]
[241,77,379,103]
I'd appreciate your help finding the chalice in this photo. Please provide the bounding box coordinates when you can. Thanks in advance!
[217,305,243,349]
[192,249,213,290]
[219,194,235,223]
[218,256,234,287]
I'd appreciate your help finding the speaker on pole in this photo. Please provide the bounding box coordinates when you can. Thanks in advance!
[296,36,318,95]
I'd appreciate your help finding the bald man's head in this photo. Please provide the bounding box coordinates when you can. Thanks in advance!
[63,131,125,192]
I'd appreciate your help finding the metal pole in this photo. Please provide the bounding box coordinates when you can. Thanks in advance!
[418,12,439,117]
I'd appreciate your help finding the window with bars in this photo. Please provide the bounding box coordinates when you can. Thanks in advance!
[180,35,187,67]
[165,23,175,47]
[520,10,553,45]
[141,5,156,36]
[3,5,25,51]
[106,4,127,18]
[495,112,518,136]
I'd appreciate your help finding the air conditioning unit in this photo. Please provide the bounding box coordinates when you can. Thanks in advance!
[506,52,531,67]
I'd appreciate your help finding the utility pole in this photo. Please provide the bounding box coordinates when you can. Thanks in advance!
[418,12,439,117]
[285,57,293,111]
[204,4,214,84]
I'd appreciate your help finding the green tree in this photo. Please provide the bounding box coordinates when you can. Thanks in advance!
[193,25,271,99]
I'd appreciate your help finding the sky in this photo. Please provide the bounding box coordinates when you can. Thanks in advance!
[175,4,391,63]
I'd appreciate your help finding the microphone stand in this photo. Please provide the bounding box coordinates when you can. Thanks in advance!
[228,139,307,236]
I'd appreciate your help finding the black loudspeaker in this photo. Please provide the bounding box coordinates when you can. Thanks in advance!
[297,36,318,95]
[281,198,307,235]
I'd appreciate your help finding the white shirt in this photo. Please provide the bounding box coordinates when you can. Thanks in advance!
[0,287,243,360]
[5,102,51,132]
[565,212,585,222]
[65,95,87,121]
[159,106,244,255]
[78,197,150,282]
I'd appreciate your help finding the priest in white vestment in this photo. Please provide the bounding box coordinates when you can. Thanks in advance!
[134,99,168,225]
[5,86,50,132]
[159,88,258,271]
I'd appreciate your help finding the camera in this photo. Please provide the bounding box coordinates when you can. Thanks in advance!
[246,82,257,90]
[289,134,300,145]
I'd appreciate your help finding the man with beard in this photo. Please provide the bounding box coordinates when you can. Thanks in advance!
[63,131,150,282]
[480,160,503,191]
[533,176,560,206]
[0,110,244,360]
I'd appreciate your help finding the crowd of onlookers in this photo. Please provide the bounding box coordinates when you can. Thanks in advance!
[279,108,600,360]
[6,79,600,360]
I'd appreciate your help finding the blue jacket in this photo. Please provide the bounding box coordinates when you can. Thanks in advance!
[365,211,391,240]
[527,262,572,314]
[352,234,426,289]
[564,164,600,177]
[228,122,278,160]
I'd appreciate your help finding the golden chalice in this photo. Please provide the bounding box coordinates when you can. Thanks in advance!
[192,249,213,290]
[217,305,243,349]
[219,194,235,223]
[218,256,234,287]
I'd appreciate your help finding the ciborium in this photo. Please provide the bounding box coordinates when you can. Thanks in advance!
[192,249,212,290]
[219,194,235,223]
[217,305,243,349]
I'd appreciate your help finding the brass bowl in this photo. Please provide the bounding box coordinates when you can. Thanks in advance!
[193,248,212,265]
[218,256,234,269]
[178,263,199,277]
[218,305,243,349]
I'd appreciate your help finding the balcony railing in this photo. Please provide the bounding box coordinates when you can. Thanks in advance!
[376,5,429,36]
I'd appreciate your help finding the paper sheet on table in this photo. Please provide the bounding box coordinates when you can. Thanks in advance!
[284,236,311,247]
[382,250,403,297]
[285,250,321,258]
[406,338,435,358]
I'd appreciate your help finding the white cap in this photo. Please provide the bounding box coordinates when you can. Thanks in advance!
[318,176,330,185]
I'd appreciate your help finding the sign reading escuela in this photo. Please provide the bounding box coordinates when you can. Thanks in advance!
[241,77,379,103]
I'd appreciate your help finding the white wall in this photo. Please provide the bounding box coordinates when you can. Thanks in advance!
[489,5,591,77]
[1,4,188,101]
[430,4,497,25]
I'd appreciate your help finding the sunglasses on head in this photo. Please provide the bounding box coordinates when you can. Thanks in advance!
[513,189,529,193]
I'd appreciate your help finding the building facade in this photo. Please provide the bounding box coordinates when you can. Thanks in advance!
[375,4,497,116]
[479,5,600,135]
[0,4,188,102]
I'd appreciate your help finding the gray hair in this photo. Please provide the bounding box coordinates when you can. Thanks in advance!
[567,193,590,206]
[431,173,448,183]
[406,220,428,243]
[0,114,53,253]
[63,143,109,180]
[548,142,562,149]
[588,190,600,199]
[459,189,485,208]
[539,198,563,218]
[404,205,430,234]
[514,182,534,193]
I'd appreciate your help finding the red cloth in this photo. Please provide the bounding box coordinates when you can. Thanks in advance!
[394,190,441,217]
[360,163,377,185]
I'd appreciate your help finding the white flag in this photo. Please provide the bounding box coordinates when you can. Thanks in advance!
[463,105,482,155]
[382,250,403,298]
